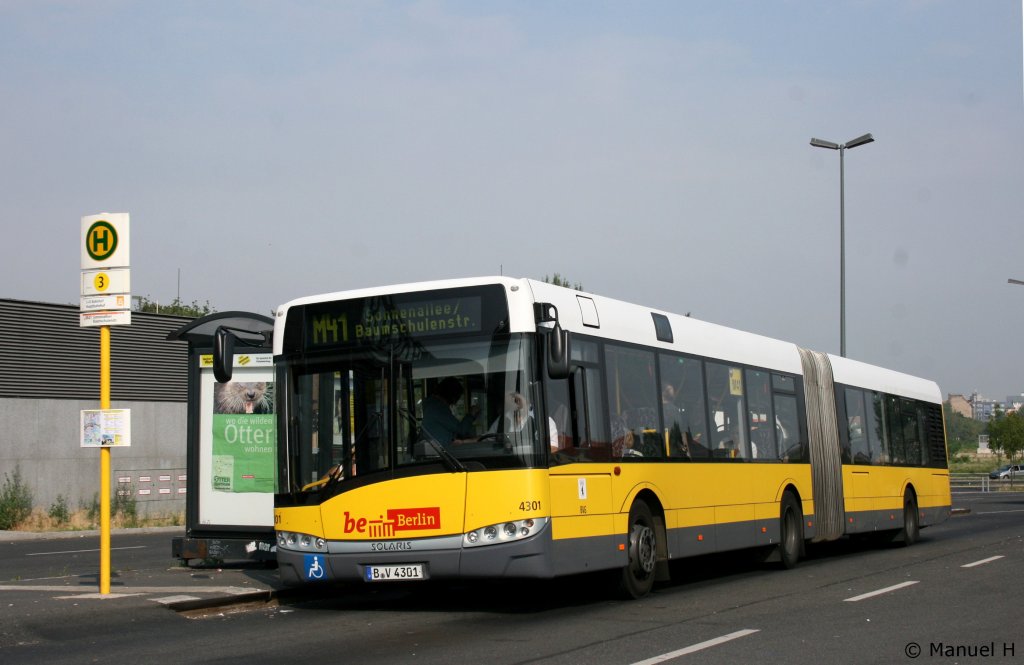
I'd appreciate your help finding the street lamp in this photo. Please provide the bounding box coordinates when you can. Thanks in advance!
[810,132,874,358]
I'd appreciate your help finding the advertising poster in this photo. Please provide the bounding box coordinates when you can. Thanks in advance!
[211,380,276,493]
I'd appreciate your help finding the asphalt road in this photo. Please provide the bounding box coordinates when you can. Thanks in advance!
[1,492,1022,664]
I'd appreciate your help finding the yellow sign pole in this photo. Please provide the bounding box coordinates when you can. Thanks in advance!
[100,325,111,595]
[81,212,130,596]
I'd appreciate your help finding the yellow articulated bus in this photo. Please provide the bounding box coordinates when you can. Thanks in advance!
[215,277,950,598]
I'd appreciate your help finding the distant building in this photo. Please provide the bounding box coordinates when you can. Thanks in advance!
[972,395,998,422]
[947,394,972,418]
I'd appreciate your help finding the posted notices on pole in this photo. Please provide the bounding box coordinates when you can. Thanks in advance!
[81,409,132,447]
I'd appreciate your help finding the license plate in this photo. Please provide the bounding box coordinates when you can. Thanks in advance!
[364,563,426,582]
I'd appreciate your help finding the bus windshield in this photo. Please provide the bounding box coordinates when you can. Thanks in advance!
[282,334,545,492]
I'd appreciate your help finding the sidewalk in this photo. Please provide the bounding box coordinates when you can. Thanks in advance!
[0,526,286,614]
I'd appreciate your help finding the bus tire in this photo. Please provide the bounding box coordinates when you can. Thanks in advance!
[897,493,920,547]
[778,492,803,569]
[618,500,657,599]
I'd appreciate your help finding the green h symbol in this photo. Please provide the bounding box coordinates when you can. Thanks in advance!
[87,221,118,261]
[93,228,110,252]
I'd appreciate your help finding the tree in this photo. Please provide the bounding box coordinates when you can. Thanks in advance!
[134,295,214,318]
[942,402,986,456]
[542,273,584,291]
[987,410,1024,461]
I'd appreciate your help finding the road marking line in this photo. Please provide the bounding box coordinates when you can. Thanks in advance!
[629,629,760,665]
[962,555,1004,568]
[26,545,147,557]
[844,581,919,602]
[975,509,1024,515]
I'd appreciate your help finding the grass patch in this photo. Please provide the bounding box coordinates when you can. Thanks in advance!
[950,458,1016,474]
[11,506,184,532]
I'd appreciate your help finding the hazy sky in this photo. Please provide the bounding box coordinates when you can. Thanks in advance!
[3,1,1023,399]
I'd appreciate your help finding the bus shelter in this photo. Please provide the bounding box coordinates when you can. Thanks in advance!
[167,311,277,564]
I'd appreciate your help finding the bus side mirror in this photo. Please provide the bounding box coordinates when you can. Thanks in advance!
[547,323,570,380]
[213,326,235,383]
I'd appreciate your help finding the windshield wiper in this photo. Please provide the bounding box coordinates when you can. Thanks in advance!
[421,433,467,473]
[397,406,466,473]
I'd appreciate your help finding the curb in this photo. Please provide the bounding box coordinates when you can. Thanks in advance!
[0,526,184,542]
[168,588,280,614]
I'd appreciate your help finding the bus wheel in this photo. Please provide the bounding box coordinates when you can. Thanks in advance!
[778,492,803,569]
[618,501,657,599]
[897,493,920,546]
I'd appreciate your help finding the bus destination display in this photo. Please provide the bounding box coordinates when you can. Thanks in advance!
[308,296,484,348]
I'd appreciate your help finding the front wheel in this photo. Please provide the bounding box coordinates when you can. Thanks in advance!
[618,501,657,599]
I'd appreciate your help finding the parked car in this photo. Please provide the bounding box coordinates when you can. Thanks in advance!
[989,463,1024,480]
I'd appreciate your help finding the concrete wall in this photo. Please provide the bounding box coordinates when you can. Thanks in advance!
[0,398,186,518]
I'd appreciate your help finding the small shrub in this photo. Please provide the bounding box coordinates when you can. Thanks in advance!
[0,467,34,530]
[82,493,100,527]
[48,494,70,525]
[113,486,139,528]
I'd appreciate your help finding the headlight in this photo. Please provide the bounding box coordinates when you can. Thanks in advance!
[463,517,548,548]
[276,530,328,552]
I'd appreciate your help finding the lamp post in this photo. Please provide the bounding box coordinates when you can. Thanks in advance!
[810,132,874,358]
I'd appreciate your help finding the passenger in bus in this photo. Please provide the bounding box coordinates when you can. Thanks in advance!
[662,383,708,459]
[662,384,688,457]
[548,404,568,452]
[421,377,479,447]
[716,424,743,458]
[492,391,532,433]
[489,391,561,452]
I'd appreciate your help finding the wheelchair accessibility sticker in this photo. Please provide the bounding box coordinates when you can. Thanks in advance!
[304,554,326,581]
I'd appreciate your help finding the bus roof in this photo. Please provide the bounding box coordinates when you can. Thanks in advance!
[274,276,940,403]
[828,354,941,404]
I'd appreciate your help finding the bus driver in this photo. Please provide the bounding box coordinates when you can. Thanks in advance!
[420,377,479,447]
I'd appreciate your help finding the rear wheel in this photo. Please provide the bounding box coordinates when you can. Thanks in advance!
[778,492,803,569]
[618,501,657,599]
[897,493,920,546]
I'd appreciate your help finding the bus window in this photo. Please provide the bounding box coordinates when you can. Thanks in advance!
[774,392,801,461]
[606,344,660,459]
[772,372,803,462]
[658,354,709,459]
[845,388,870,464]
[301,364,391,487]
[706,362,748,459]
[571,338,601,364]
[864,390,883,464]
[885,394,904,464]
[916,402,931,467]
[902,398,923,466]
[745,369,776,459]
[870,391,889,463]
[567,364,609,457]
[545,377,574,458]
